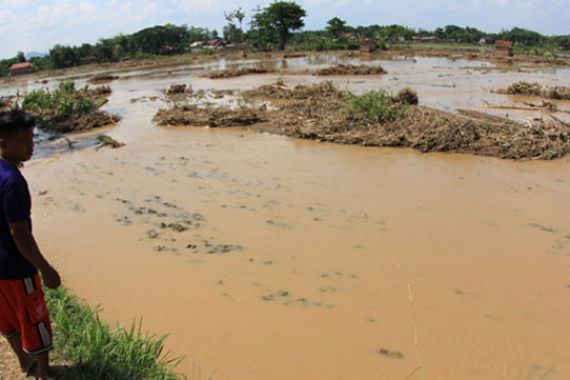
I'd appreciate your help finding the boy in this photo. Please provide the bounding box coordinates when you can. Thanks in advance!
[0,109,61,380]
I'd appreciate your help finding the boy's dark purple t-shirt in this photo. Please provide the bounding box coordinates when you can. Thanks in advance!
[0,159,36,279]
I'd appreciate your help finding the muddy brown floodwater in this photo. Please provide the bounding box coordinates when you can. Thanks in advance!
[3,55,570,379]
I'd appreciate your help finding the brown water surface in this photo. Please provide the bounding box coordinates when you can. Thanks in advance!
[4,55,570,379]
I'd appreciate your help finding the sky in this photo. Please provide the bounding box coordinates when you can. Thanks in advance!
[1,0,569,59]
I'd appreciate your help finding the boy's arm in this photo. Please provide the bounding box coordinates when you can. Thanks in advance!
[9,221,61,289]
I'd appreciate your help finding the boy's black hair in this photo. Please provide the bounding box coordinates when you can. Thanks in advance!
[0,109,36,138]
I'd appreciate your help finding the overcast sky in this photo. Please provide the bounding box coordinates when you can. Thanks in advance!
[1,0,568,59]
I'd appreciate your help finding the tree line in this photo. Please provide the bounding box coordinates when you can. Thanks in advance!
[1,0,569,76]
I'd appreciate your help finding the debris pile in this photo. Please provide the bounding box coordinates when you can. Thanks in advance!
[156,80,570,160]
[165,84,191,96]
[208,67,274,79]
[87,74,119,84]
[315,64,387,76]
[154,105,266,128]
[392,87,419,105]
[96,134,125,150]
[497,81,570,100]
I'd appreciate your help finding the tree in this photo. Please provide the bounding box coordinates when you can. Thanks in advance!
[16,51,26,63]
[49,45,80,68]
[224,8,246,42]
[251,1,306,50]
[326,17,348,40]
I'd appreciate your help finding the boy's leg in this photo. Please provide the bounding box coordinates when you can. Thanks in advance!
[19,275,54,376]
[6,332,33,372]
[36,352,50,379]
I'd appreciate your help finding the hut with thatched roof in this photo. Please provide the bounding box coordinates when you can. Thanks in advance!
[495,40,513,57]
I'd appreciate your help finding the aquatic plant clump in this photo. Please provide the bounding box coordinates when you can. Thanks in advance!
[45,286,181,379]
[21,81,120,133]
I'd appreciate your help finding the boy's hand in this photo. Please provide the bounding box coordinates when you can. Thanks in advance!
[41,265,61,289]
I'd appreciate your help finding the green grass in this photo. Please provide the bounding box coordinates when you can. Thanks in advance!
[45,286,182,380]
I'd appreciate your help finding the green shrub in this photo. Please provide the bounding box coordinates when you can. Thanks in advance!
[345,90,403,123]
[22,81,96,122]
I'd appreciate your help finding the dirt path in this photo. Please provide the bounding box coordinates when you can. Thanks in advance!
[0,340,23,380]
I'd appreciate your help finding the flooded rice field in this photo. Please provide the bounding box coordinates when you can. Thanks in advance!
[2,54,570,379]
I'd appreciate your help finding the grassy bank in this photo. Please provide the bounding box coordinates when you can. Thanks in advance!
[44,286,181,380]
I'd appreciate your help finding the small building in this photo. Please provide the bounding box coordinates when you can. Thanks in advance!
[495,40,513,57]
[9,62,34,76]
[207,39,225,48]
[413,36,440,43]
[80,56,98,65]
[360,36,377,54]
[478,38,487,45]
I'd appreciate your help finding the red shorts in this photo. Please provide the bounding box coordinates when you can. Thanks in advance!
[0,274,53,356]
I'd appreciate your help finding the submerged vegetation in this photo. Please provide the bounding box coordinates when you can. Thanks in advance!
[45,286,181,379]
[21,81,120,133]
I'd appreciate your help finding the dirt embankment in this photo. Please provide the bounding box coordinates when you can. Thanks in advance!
[155,81,570,160]
[497,81,570,100]
[315,64,387,76]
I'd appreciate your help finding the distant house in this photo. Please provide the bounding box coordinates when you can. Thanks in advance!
[190,41,205,54]
[207,39,226,48]
[360,36,377,54]
[479,38,487,45]
[412,36,440,43]
[80,56,98,65]
[495,40,513,57]
[9,62,34,76]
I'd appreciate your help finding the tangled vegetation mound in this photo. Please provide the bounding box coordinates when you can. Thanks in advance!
[154,105,266,128]
[156,80,570,160]
[244,80,343,100]
[498,81,570,100]
[22,81,120,133]
[165,84,191,96]
[87,74,119,84]
[393,87,419,105]
[315,64,387,76]
[207,67,274,79]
